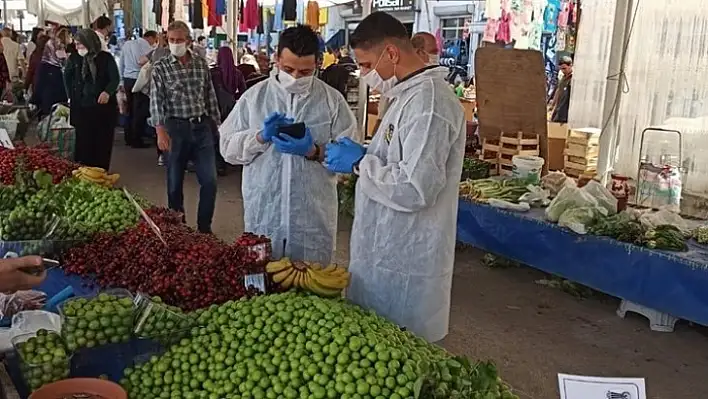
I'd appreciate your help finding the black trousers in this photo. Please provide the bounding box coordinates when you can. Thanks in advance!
[123,78,139,145]
[73,103,117,170]
[133,91,150,144]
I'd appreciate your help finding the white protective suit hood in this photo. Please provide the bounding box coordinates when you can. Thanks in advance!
[219,76,357,264]
[346,65,466,342]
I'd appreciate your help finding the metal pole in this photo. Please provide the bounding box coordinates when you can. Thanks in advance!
[596,0,635,184]
[3,0,8,26]
[355,0,372,142]
[37,0,44,26]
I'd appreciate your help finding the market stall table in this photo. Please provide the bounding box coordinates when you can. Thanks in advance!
[456,199,708,330]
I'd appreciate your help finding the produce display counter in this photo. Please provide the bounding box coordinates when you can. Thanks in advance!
[456,199,708,328]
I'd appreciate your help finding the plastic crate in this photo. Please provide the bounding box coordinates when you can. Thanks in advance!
[58,288,135,351]
[133,293,194,346]
[11,331,72,393]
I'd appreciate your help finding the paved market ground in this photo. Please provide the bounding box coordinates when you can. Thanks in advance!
[113,138,708,399]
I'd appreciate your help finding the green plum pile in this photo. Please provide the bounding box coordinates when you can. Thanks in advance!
[15,329,71,392]
[0,166,140,242]
[60,291,135,351]
[121,292,517,399]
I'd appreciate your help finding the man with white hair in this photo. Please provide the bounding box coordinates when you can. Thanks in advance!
[150,20,221,234]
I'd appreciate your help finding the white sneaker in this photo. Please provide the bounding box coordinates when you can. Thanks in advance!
[157,155,165,166]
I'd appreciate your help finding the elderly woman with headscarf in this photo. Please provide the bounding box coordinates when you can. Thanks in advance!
[63,29,120,170]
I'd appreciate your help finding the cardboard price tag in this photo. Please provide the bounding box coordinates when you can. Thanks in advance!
[244,273,267,294]
[558,374,646,399]
[123,188,167,246]
[0,128,13,149]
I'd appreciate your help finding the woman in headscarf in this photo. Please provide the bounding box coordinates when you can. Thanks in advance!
[63,29,120,170]
[210,46,246,176]
[32,27,71,116]
[25,35,49,93]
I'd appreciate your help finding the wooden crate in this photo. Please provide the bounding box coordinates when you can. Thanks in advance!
[479,131,540,176]
[567,128,601,146]
[563,128,600,178]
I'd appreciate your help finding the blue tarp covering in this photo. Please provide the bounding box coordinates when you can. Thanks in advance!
[456,199,708,326]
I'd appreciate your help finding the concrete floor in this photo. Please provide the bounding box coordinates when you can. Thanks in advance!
[113,138,708,399]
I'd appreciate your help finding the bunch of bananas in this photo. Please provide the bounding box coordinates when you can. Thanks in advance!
[72,167,120,188]
[266,258,350,297]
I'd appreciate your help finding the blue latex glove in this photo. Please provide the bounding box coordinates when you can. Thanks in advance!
[260,112,292,143]
[272,127,315,157]
[324,137,366,173]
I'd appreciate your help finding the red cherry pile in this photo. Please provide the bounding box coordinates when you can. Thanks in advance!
[63,208,270,310]
[0,145,79,185]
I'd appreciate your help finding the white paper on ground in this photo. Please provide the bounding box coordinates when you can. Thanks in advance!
[558,374,646,399]
[0,128,13,149]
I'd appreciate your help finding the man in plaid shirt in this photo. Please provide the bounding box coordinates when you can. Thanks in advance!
[150,20,220,234]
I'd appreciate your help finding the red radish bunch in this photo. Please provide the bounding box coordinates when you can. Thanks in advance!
[63,212,271,310]
[0,145,79,185]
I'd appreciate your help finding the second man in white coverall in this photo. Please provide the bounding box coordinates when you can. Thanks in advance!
[220,25,357,264]
[324,12,466,342]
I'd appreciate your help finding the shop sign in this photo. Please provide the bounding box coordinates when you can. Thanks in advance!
[373,0,415,12]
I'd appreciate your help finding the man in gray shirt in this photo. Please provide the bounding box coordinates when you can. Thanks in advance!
[120,30,158,148]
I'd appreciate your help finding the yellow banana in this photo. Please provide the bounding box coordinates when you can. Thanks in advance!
[266,259,292,273]
[322,264,338,273]
[330,266,349,276]
[79,167,106,179]
[293,271,303,288]
[307,278,343,297]
[308,268,349,290]
[71,169,80,176]
[107,173,120,183]
[281,270,297,289]
[78,174,105,184]
[272,267,294,284]
[302,273,312,290]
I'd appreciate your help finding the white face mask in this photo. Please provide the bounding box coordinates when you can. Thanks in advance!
[427,54,440,66]
[278,69,313,94]
[362,50,397,95]
[77,48,88,57]
[169,42,187,57]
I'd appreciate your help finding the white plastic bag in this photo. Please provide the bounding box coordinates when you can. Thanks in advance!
[487,198,531,212]
[639,209,690,236]
[0,291,46,318]
[545,186,599,222]
[541,171,576,197]
[558,206,608,234]
[581,180,618,215]
[0,310,61,352]
[518,185,551,207]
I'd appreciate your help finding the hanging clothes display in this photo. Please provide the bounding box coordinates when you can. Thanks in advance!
[306,1,319,29]
[543,0,561,32]
[267,7,275,32]
[133,0,142,29]
[274,0,284,30]
[175,0,185,22]
[239,0,245,31]
[202,0,208,21]
[244,0,260,30]
[162,0,170,26]
[216,0,226,17]
[208,0,222,26]
[282,0,297,22]
[296,0,305,24]
[257,6,264,34]
[318,7,327,26]
[169,0,176,23]
[496,10,511,43]
[192,0,204,29]
[153,0,163,26]
[483,0,548,49]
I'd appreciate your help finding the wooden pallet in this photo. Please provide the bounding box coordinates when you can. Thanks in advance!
[479,132,540,176]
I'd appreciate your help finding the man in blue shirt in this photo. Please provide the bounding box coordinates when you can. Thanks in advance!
[120,30,158,148]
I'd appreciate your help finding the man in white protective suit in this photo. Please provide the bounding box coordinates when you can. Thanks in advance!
[219,24,357,264]
[323,11,466,342]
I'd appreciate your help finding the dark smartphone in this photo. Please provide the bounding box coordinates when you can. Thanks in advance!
[278,122,306,139]
[19,258,59,276]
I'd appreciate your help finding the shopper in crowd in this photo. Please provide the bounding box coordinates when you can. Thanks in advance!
[321,46,336,69]
[0,39,11,100]
[337,46,356,71]
[120,30,158,148]
[151,20,220,234]
[411,31,440,66]
[64,29,120,170]
[32,27,71,116]
[24,35,49,93]
[551,56,573,123]
[220,24,357,264]
[26,27,44,61]
[150,33,170,166]
[210,46,245,176]
[325,11,465,342]
[93,15,113,51]
[0,256,46,292]
[193,35,207,59]
[1,28,23,82]
[256,47,270,75]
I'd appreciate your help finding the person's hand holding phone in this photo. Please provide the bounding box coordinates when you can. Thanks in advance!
[273,127,315,157]
[259,112,293,143]
[0,256,47,293]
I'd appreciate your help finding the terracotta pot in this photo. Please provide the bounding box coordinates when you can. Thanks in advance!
[29,378,127,399]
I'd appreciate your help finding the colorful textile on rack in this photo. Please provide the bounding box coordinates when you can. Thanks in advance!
[319,8,327,25]
[208,0,221,26]
[543,0,561,32]
[191,0,204,29]
[274,0,284,30]
[216,0,226,16]
[306,1,319,29]
[541,33,558,101]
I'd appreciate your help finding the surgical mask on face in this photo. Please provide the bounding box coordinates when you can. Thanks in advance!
[77,48,88,57]
[362,50,397,95]
[278,69,313,94]
[427,54,440,66]
[169,42,187,57]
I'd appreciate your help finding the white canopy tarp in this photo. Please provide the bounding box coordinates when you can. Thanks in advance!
[26,0,111,26]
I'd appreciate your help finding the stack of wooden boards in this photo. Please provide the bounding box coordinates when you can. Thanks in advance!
[479,131,540,176]
[564,128,601,177]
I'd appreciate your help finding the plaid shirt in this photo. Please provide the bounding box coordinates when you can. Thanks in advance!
[149,50,220,126]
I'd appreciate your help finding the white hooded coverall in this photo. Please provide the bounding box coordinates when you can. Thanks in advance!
[219,76,357,264]
[346,67,466,342]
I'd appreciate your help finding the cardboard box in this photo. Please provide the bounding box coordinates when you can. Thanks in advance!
[546,122,569,171]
